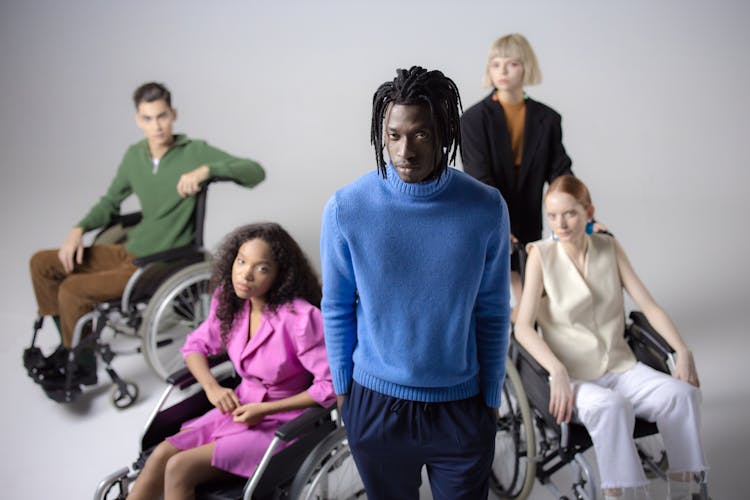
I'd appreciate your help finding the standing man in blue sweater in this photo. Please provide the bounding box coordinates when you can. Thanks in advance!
[320,66,511,499]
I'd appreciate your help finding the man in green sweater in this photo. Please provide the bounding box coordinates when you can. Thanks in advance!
[29,82,265,386]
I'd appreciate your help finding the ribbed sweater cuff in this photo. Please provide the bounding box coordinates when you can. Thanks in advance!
[482,379,503,408]
[332,367,353,395]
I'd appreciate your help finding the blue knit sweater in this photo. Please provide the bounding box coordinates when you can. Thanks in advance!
[320,163,511,407]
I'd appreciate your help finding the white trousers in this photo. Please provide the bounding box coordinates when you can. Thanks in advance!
[572,362,707,490]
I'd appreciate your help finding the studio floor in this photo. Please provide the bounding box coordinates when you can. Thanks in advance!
[1,308,744,499]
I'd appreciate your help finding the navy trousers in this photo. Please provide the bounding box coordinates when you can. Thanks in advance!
[342,381,497,500]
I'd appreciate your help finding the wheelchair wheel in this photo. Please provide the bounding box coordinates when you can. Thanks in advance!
[140,261,212,380]
[491,358,536,499]
[289,427,366,500]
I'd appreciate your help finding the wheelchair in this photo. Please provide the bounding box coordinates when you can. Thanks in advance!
[24,178,232,409]
[94,356,366,500]
[490,246,709,500]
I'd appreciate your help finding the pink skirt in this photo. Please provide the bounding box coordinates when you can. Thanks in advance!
[166,407,293,478]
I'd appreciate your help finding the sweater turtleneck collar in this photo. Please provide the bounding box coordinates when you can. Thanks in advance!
[385,162,452,198]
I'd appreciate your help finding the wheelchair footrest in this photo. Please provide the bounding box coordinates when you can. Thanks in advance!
[43,385,82,404]
[23,346,45,373]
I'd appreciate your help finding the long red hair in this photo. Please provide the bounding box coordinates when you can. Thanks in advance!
[545,175,592,209]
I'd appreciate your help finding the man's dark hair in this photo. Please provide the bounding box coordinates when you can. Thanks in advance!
[210,222,322,345]
[132,82,172,109]
[370,66,463,180]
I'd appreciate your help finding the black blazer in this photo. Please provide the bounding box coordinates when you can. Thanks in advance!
[461,93,572,244]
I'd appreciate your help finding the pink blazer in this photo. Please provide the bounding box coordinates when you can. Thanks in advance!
[167,295,335,477]
[181,295,335,413]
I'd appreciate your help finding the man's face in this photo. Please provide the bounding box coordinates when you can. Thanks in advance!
[135,99,176,149]
[385,103,439,183]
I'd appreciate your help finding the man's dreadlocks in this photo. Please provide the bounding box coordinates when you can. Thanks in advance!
[370,66,463,180]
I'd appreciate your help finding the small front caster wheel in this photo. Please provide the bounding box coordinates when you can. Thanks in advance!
[110,381,139,409]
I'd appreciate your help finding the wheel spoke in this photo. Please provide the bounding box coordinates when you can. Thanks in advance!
[291,430,366,500]
[140,262,212,380]
[490,359,536,499]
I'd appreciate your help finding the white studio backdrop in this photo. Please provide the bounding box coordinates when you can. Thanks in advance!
[2,0,748,319]
[0,1,748,497]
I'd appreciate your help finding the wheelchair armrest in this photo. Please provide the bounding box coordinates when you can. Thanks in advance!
[166,353,230,388]
[627,311,674,355]
[514,340,591,455]
[205,175,235,185]
[133,244,206,267]
[626,311,675,374]
[112,211,142,228]
[512,337,563,430]
[512,337,550,379]
[274,404,335,443]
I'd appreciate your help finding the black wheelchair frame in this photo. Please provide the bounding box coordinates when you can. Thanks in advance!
[94,356,365,500]
[490,245,709,500]
[25,178,231,408]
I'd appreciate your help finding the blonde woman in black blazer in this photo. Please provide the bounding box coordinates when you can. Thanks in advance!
[461,33,572,315]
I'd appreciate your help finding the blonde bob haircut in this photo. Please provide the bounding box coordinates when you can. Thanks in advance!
[482,33,543,88]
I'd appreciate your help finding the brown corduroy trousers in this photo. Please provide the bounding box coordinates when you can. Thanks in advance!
[29,244,138,347]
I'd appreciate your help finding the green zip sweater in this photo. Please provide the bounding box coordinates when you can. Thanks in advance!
[77,134,265,256]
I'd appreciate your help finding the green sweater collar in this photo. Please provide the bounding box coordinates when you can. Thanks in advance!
[137,134,190,156]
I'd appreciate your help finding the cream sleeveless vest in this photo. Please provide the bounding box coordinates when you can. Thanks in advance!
[529,234,636,381]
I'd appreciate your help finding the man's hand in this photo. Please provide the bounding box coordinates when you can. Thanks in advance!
[592,220,610,234]
[58,227,84,273]
[177,165,210,198]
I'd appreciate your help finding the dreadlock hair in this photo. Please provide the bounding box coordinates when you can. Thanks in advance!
[210,223,322,345]
[370,66,463,180]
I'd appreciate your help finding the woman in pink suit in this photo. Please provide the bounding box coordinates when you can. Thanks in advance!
[128,222,335,499]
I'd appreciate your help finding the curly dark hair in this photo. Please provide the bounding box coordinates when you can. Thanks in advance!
[210,223,322,344]
[371,66,463,181]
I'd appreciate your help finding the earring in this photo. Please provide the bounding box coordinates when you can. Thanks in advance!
[585,219,595,235]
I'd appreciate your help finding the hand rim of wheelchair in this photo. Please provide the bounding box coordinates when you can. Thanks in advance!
[288,426,367,500]
[140,261,213,380]
[491,358,537,500]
